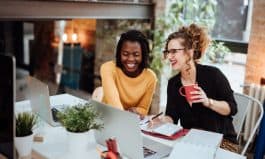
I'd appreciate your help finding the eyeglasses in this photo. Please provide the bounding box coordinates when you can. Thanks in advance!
[163,48,185,58]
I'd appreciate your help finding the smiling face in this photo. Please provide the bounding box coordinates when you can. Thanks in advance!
[120,40,143,77]
[166,38,190,71]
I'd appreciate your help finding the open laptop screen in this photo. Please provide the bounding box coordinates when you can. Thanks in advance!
[0,54,15,159]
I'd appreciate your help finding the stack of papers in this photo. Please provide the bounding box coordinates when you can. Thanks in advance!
[168,129,223,159]
[168,141,216,159]
[182,129,223,147]
[215,148,246,159]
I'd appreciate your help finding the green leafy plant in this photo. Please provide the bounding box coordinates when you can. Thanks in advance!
[57,103,103,133]
[151,0,218,76]
[206,41,231,63]
[16,112,37,137]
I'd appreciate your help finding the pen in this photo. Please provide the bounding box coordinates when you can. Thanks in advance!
[145,112,163,124]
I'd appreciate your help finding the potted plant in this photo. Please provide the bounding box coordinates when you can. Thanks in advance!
[15,112,37,158]
[206,41,231,63]
[56,102,103,153]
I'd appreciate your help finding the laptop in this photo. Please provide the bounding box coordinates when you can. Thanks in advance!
[92,100,172,159]
[27,77,64,127]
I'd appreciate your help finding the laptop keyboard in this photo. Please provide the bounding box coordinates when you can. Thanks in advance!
[143,146,157,158]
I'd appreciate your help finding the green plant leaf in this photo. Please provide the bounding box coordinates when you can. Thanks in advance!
[150,0,218,77]
[56,103,104,133]
[16,112,37,137]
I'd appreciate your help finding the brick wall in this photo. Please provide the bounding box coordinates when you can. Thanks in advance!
[245,0,265,84]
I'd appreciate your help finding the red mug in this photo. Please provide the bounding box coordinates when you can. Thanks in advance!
[179,84,198,105]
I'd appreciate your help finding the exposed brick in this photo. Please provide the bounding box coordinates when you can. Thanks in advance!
[245,0,265,85]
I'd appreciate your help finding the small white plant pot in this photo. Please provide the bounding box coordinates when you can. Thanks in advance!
[15,133,34,158]
[67,129,95,154]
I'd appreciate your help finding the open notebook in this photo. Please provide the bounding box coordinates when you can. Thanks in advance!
[140,122,183,137]
[168,129,223,159]
[139,119,188,140]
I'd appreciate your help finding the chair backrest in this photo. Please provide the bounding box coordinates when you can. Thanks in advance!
[233,92,264,155]
[233,92,252,139]
[91,86,103,102]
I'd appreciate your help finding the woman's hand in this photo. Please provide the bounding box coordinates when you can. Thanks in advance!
[148,115,173,128]
[127,107,145,119]
[127,107,138,113]
[190,85,210,107]
[190,86,231,115]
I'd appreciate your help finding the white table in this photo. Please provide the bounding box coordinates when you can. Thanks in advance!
[15,93,246,159]
[16,94,97,159]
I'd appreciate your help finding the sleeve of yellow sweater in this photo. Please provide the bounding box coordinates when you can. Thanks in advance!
[136,77,157,115]
[100,62,124,110]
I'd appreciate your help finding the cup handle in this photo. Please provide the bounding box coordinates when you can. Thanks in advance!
[179,86,186,96]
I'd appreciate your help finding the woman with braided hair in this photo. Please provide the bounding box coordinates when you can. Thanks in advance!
[100,30,157,116]
[156,24,238,152]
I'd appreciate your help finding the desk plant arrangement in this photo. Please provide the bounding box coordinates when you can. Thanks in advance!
[57,102,103,153]
[15,112,37,158]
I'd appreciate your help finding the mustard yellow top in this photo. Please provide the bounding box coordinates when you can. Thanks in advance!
[100,61,157,115]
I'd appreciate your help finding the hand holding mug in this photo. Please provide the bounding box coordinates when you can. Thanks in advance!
[190,86,210,107]
[179,84,210,107]
[179,84,198,106]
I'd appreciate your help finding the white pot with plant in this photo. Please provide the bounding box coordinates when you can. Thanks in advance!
[206,41,231,63]
[15,112,37,158]
[57,102,103,154]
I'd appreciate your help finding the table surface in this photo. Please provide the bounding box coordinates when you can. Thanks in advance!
[15,93,246,159]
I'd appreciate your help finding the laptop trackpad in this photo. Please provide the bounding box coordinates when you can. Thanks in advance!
[143,138,172,159]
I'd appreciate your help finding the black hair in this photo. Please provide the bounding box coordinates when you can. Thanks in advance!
[115,30,150,70]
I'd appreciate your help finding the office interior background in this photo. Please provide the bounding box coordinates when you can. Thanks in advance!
[0,0,265,158]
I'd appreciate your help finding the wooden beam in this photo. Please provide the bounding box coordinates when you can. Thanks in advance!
[0,1,154,20]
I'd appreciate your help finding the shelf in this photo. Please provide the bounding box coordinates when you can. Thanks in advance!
[0,0,153,20]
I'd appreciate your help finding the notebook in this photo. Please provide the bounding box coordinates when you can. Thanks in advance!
[140,122,183,137]
[182,129,223,147]
[92,100,172,159]
[168,129,223,159]
[168,141,216,159]
[215,148,246,159]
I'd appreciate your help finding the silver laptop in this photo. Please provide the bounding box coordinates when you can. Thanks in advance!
[92,100,172,159]
[27,77,63,127]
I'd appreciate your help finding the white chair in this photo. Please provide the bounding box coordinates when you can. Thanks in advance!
[91,86,103,102]
[233,92,264,155]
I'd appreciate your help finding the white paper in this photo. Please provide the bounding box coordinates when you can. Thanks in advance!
[152,123,182,136]
[140,122,182,136]
[168,129,224,159]
[168,141,216,159]
[215,148,246,159]
[182,129,223,148]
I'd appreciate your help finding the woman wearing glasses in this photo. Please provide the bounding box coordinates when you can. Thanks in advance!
[100,30,157,116]
[159,24,238,152]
